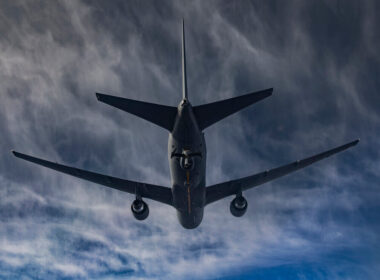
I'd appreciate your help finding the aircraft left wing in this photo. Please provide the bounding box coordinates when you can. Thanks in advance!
[206,139,359,205]
[12,151,173,206]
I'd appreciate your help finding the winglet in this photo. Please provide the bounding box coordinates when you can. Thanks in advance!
[348,138,360,147]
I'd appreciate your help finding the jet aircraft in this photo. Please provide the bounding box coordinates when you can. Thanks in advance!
[12,21,359,229]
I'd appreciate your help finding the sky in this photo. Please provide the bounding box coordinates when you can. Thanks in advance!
[0,0,379,279]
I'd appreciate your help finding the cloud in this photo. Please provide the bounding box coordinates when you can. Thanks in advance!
[0,0,379,279]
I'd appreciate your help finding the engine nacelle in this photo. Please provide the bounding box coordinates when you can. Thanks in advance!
[230,196,248,217]
[131,199,149,220]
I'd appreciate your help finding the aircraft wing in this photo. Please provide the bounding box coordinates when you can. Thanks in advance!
[12,151,173,206]
[205,139,359,205]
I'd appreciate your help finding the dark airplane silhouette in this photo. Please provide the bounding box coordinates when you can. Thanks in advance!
[12,21,359,229]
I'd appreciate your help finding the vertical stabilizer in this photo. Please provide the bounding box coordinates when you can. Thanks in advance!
[182,19,188,100]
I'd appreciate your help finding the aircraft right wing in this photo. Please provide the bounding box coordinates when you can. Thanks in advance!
[205,139,359,205]
[12,151,173,206]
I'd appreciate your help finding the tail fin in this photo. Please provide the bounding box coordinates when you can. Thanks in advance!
[193,88,273,130]
[182,19,188,100]
[96,93,177,131]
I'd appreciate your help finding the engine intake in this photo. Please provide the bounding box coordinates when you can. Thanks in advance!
[131,199,149,220]
[230,195,248,217]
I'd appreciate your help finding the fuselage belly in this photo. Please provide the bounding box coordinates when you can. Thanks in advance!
[168,100,206,229]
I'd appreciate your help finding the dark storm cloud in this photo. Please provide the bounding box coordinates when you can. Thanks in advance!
[0,0,379,279]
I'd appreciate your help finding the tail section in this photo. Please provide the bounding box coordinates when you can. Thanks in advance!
[96,93,177,131]
[96,22,272,132]
[95,20,188,132]
[193,88,273,130]
[182,19,188,100]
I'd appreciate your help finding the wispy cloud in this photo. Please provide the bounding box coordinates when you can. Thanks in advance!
[0,0,379,279]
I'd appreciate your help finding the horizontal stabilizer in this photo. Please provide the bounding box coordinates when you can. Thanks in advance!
[193,88,273,130]
[96,93,178,131]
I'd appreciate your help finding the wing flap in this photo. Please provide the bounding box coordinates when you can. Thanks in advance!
[206,139,359,205]
[12,151,173,206]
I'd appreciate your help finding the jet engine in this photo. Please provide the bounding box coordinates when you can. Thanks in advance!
[230,195,248,217]
[131,199,149,220]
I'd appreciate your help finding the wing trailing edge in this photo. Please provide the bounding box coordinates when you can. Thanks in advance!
[12,150,173,206]
[205,139,359,205]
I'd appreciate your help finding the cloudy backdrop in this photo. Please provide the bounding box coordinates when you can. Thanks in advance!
[1,0,379,279]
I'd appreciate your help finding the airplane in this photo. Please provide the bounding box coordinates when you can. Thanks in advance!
[12,21,359,229]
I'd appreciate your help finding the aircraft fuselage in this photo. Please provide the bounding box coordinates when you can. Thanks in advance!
[169,99,206,228]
